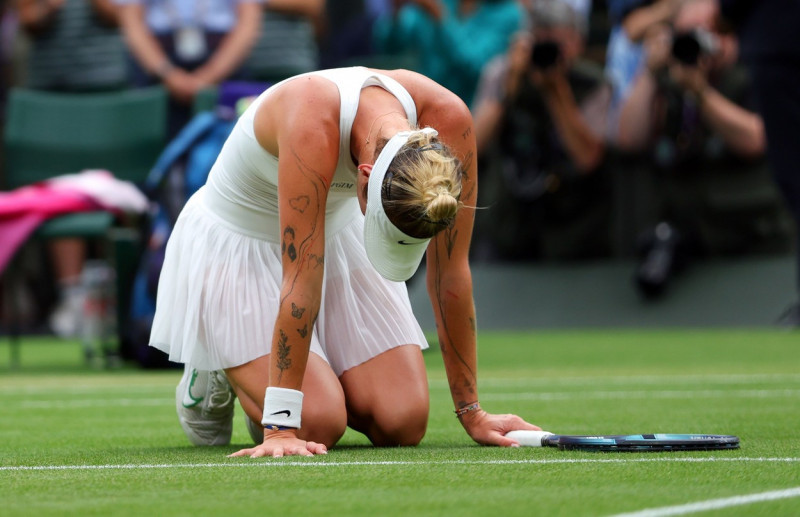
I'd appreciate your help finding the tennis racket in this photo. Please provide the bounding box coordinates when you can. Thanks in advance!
[505,431,740,451]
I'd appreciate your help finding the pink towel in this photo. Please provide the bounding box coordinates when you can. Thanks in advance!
[0,170,150,274]
[0,185,101,274]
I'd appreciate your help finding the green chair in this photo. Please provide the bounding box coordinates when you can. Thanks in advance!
[2,86,169,367]
[193,86,219,115]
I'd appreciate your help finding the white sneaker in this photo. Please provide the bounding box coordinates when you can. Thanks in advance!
[176,366,236,446]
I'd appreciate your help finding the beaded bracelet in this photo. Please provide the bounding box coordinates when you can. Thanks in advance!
[264,425,296,432]
[454,402,481,418]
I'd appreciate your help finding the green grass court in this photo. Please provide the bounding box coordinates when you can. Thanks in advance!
[1,330,799,516]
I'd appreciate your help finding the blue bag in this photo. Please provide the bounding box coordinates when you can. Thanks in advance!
[125,81,269,367]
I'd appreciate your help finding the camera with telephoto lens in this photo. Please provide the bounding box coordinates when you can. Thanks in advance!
[531,40,561,70]
[671,28,718,66]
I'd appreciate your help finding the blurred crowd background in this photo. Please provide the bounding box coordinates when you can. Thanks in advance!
[0,0,798,364]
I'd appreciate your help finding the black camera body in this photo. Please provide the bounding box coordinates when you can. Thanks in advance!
[531,40,561,70]
[671,28,717,66]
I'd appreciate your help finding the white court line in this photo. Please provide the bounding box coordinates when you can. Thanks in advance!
[1,457,798,472]
[610,486,800,517]
[2,373,798,395]
[14,398,173,409]
[5,388,798,410]
[0,384,173,395]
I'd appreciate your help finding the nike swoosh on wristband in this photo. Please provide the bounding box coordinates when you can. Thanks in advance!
[271,410,291,417]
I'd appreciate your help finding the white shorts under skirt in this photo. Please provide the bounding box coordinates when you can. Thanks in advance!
[149,190,429,375]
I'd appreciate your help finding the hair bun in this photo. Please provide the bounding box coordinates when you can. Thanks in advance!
[381,129,462,238]
[425,188,459,224]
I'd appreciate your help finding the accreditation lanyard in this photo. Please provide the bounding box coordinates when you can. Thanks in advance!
[165,0,210,61]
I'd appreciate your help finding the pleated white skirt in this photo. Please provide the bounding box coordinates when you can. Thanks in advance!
[149,188,429,374]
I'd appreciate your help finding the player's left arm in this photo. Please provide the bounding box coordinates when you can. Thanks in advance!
[419,87,540,446]
[419,90,479,412]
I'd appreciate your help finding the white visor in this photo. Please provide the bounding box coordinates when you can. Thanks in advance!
[364,127,439,282]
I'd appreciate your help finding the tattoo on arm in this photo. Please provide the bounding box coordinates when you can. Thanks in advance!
[291,303,305,319]
[432,245,476,383]
[444,228,458,259]
[430,138,478,394]
[460,150,476,201]
[282,227,297,262]
[460,150,473,181]
[280,147,326,304]
[276,329,292,382]
[462,378,476,396]
[308,254,324,269]
[289,195,310,213]
[276,148,328,382]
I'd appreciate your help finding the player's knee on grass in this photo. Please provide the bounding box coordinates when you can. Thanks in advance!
[299,402,348,448]
[363,402,429,447]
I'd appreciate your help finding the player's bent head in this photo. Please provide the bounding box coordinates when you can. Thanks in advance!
[363,127,463,282]
[377,129,462,240]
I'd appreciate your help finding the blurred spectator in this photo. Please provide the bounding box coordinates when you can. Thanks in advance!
[13,0,129,337]
[1,2,15,148]
[617,0,792,298]
[16,0,128,92]
[719,0,800,324]
[471,0,613,262]
[115,0,262,135]
[560,0,592,24]
[318,0,390,68]
[46,238,88,338]
[372,0,524,106]
[604,0,684,136]
[245,0,322,82]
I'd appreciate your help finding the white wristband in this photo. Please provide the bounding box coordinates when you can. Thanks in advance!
[262,387,303,429]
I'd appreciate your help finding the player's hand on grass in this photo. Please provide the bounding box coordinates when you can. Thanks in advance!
[459,409,541,447]
[228,430,327,458]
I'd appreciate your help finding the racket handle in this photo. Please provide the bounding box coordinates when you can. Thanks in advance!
[505,430,555,447]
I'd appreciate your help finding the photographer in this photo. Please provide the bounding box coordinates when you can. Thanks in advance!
[471,0,613,262]
[605,0,685,107]
[618,0,792,297]
[720,0,800,324]
[372,0,525,106]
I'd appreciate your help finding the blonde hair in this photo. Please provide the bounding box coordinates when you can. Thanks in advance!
[375,129,462,238]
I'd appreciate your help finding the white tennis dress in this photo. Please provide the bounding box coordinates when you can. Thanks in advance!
[149,67,429,374]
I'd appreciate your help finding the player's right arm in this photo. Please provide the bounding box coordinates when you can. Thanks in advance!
[268,79,339,394]
[230,77,340,458]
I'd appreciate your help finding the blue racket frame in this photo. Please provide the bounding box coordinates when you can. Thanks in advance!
[542,434,740,451]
